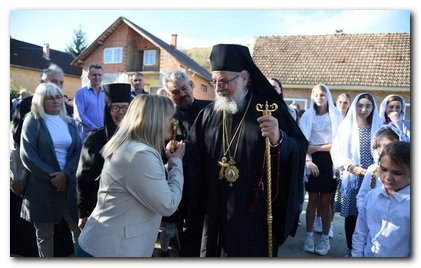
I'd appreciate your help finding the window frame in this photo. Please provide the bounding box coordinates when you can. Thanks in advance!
[143,50,156,66]
[103,47,123,64]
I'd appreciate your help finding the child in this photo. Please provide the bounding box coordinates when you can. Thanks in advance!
[352,141,410,257]
[356,125,409,211]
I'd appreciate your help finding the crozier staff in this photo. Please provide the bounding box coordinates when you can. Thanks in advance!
[184,44,308,257]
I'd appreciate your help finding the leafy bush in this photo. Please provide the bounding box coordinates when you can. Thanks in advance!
[10,79,27,101]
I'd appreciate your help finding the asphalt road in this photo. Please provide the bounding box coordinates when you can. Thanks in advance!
[153,193,349,258]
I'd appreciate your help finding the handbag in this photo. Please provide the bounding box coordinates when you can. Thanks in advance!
[10,147,29,196]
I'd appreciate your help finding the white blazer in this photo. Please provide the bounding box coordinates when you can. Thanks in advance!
[78,141,183,257]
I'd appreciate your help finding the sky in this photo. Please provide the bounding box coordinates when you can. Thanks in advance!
[9,9,410,52]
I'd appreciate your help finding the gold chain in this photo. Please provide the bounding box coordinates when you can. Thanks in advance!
[222,91,253,158]
[218,91,254,186]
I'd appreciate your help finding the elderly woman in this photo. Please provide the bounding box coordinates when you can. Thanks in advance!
[20,82,82,257]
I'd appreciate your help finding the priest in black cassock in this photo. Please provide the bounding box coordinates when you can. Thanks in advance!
[160,70,212,257]
[184,44,308,257]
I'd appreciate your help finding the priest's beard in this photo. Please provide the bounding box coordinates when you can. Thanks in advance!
[213,80,247,115]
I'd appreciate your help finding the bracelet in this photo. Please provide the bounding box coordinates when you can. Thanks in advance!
[306,160,311,162]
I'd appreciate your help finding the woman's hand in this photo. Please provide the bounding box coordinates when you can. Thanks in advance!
[50,171,68,192]
[78,217,87,231]
[165,140,185,160]
[306,161,320,177]
[348,164,367,176]
[387,111,400,123]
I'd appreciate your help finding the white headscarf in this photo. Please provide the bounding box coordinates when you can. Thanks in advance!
[330,92,383,195]
[299,84,343,182]
[371,123,410,164]
[378,94,406,124]
[299,84,343,141]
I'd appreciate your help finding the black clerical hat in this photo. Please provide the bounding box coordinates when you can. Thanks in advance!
[209,44,282,101]
[210,44,251,72]
[104,83,132,103]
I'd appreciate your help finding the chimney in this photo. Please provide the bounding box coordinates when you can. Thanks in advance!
[171,34,177,50]
[43,43,50,60]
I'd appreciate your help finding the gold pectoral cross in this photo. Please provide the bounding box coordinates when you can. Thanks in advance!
[218,157,229,180]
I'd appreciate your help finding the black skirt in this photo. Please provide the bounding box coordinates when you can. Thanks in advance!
[305,151,338,193]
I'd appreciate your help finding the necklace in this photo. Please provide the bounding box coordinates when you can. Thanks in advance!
[218,91,253,186]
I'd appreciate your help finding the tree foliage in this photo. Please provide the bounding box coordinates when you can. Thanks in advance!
[65,25,88,58]
[180,48,212,73]
[10,79,27,101]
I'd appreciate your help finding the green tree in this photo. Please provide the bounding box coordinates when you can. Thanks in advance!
[10,79,26,101]
[180,48,212,73]
[65,25,88,58]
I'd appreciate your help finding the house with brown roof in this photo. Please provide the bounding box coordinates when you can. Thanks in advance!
[70,16,213,100]
[251,32,410,120]
[10,37,82,99]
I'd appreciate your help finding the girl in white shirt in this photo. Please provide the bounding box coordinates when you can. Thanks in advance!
[356,125,409,211]
[352,141,410,257]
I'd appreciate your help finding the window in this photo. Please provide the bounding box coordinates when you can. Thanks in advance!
[405,103,410,121]
[150,87,160,94]
[144,50,156,65]
[201,84,207,92]
[104,47,122,64]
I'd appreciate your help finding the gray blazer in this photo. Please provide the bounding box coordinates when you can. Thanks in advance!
[78,141,183,257]
[20,112,82,224]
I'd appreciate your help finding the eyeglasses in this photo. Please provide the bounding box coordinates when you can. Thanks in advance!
[44,95,63,102]
[110,105,129,113]
[209,74,240,89]
[357,104,373,110]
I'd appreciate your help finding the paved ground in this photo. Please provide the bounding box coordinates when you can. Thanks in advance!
[153,193,349,258]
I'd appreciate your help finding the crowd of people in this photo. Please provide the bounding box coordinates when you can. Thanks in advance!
[10,44,410,258]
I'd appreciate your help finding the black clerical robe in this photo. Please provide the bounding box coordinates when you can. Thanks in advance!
[163,98,212,256]
[185,91,308,257]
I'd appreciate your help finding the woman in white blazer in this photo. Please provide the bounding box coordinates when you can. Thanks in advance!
[76,94,185,257]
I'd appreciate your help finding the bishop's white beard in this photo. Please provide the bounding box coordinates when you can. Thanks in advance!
[213,80,247,115]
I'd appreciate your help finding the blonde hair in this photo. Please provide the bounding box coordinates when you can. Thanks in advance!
[31,82,71,123]
[102,94,175,159]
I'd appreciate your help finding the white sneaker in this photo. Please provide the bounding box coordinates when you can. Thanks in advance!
[315,238,330,256]
[303,236,315,253]
[314,217,322,233]
[329,222,334,238]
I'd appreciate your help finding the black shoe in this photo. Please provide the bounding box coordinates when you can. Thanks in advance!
[160,250,169,257]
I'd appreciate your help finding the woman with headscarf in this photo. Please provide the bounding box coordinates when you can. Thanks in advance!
[299,84,343,256]
[378,94,410,138]
[330,92,382,257]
